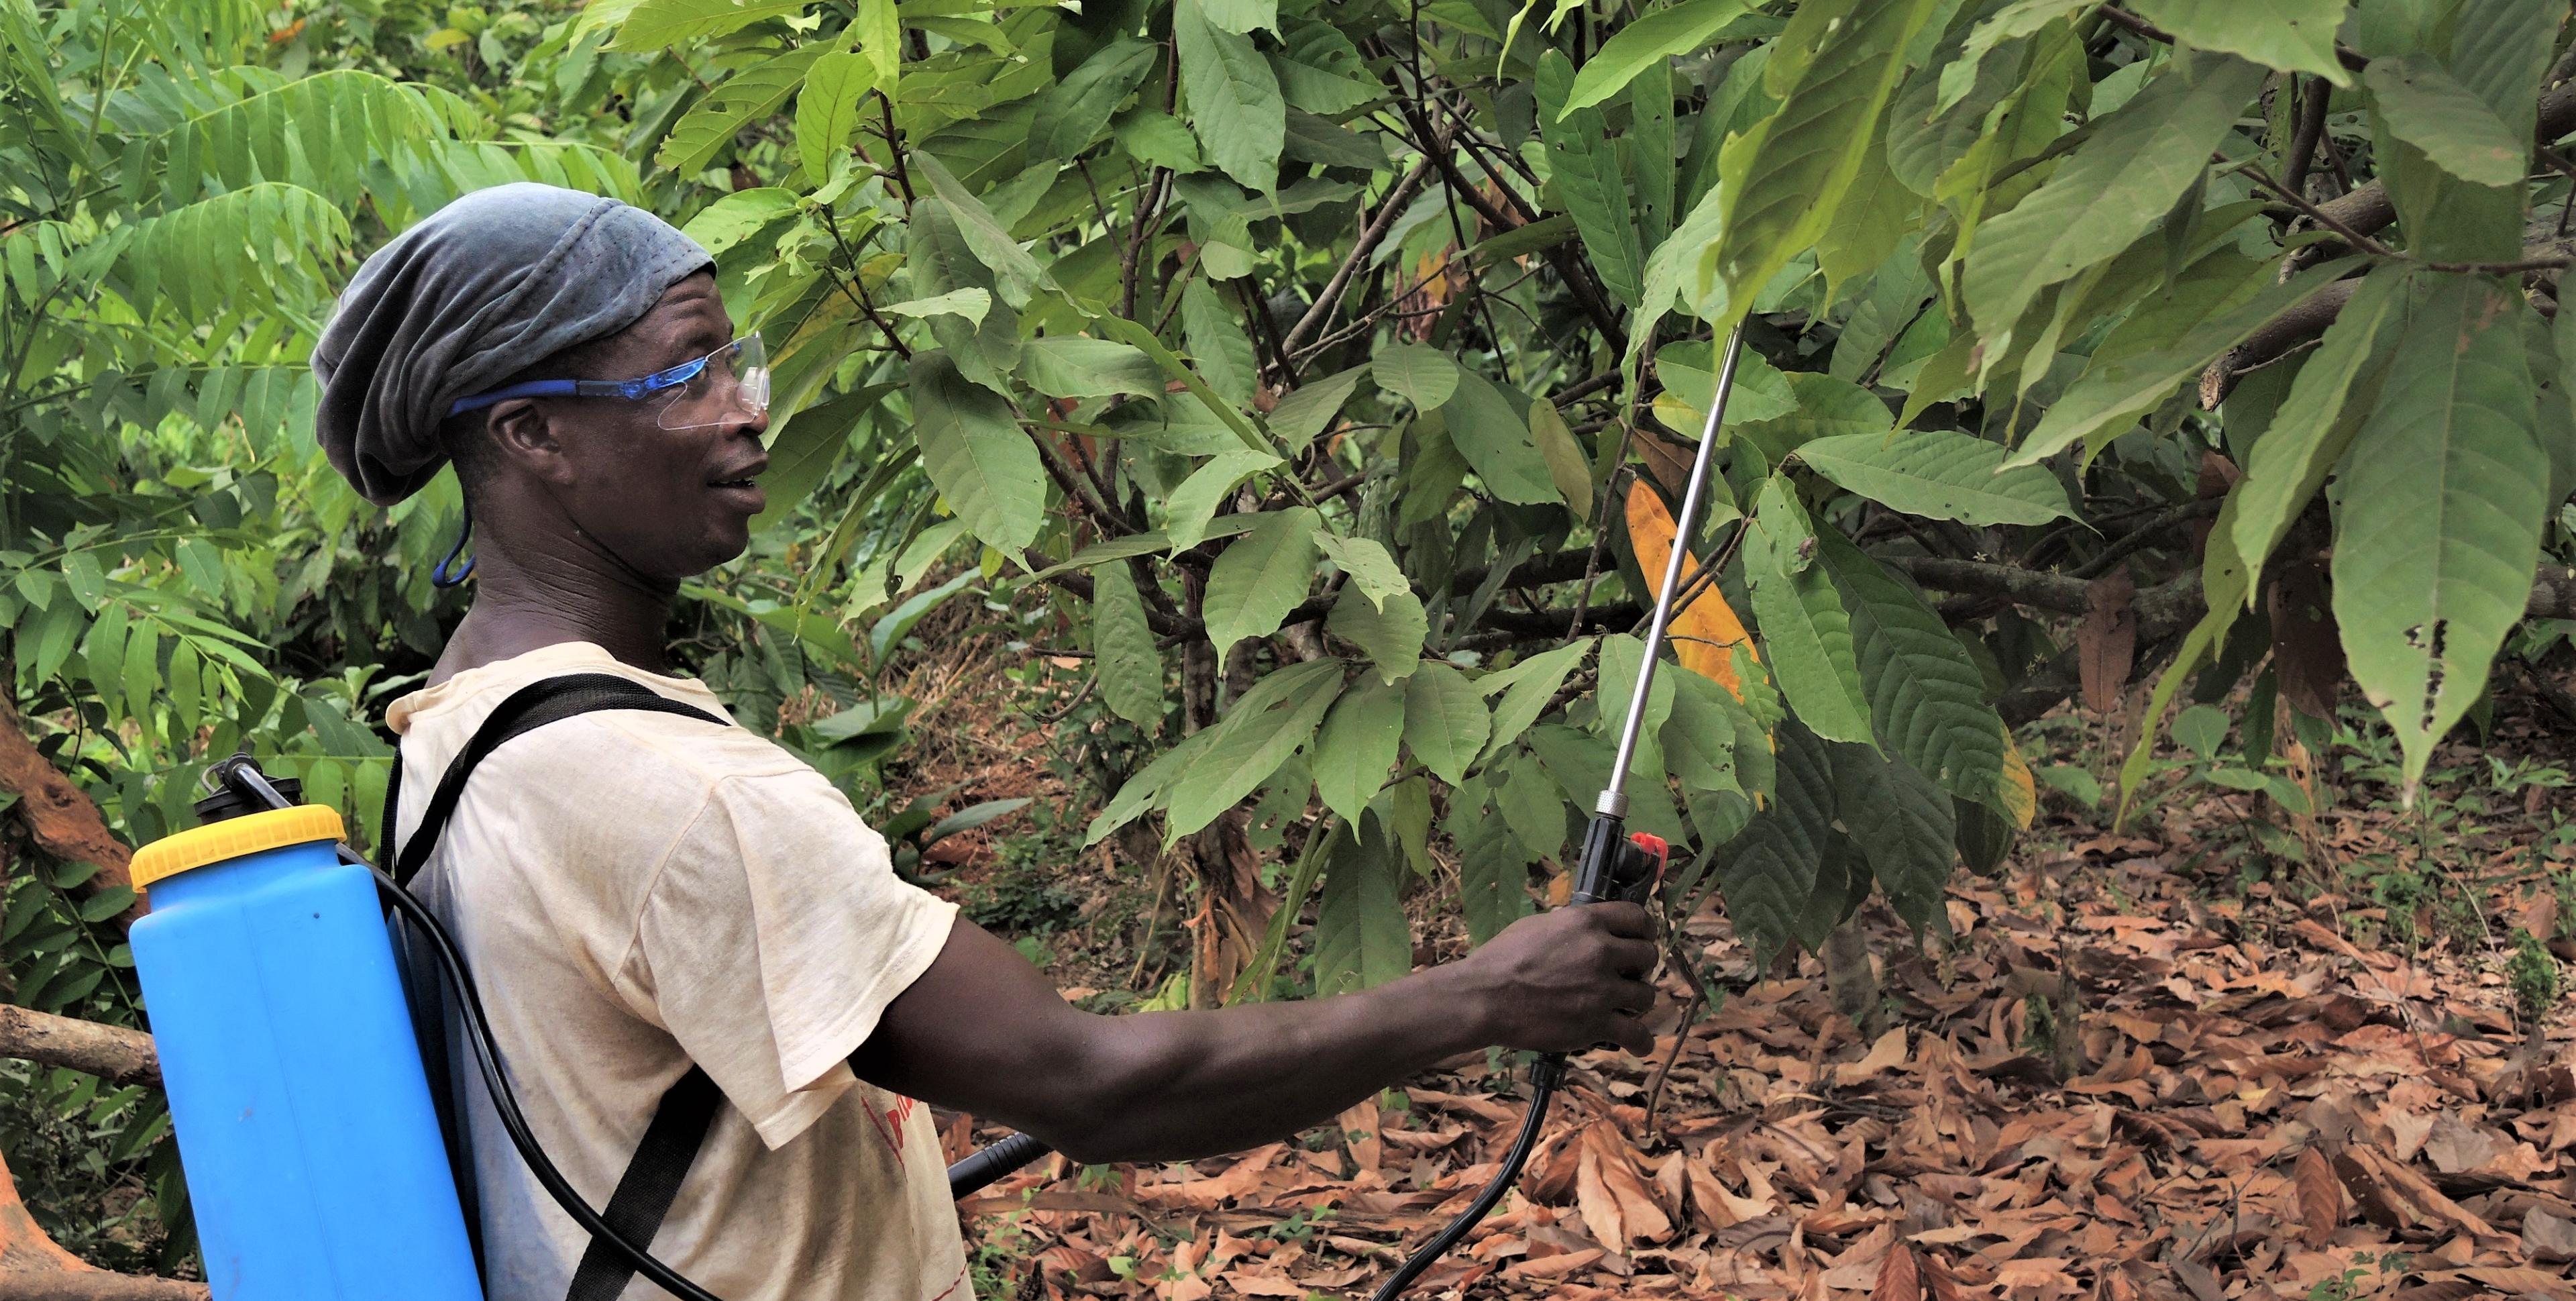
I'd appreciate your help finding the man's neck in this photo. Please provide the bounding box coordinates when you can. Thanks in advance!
[430,539,676,684]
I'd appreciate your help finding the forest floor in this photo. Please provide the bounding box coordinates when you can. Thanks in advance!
[881,625,2576,1301]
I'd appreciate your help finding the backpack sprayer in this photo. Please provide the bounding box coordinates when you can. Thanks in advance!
[949,323,1754,1300]
[126,326,1746,1301]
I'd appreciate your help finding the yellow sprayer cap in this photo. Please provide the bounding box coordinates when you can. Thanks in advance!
[132,806,346,890]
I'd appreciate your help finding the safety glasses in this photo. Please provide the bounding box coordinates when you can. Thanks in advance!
[446,332,770,431]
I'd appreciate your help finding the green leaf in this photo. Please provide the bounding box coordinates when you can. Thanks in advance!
[1961,53,2267,352]
[2172,703,2229,760]
[1403,662,1491,786]
[1525,724,1691,845]
[1197,0,1278,33]
[1313,676,1406,825]
[1162,449,1284,552]
[750,382,890,534]
[1701,0,1941,329]
[1313,813,1411,995]
[1814,529,2004,809]
[1032,531,1176,581]
[1535,50,1646,308]
[910,350,1045,553]
[2115,486,2251,825]
[2006,256,2364,467]
[1529,399,1595,512]
[1744,478,1873,744]
[1374,344,1461,411]
[1716,717,1836,966]
[611,0,805,50]
[1796,429,2072,526]
[2332,275,2550,794]
[1480,638,1595,762]
[914,154,1045,310]
[1183,279,1260,409]
[1085,728,1220,845]
[657,46,830,176]
[1560,0,1761,118]
[1093,562,1166,728]
[1020,336,1161,399]
[2126,0,2352,85]
[1203,507,1323,670]
[1491,753,1570,861]
[1442,371,1563,507]
[853,0,900,87]
[797,51,877,182]
[1165,658,1345,837]
[2233,266,2412,600]
[907,200,1021,392]
[1450,791,1536,945]
[1032,36,1159,160]
[1327,584,1429,682]
[2365,56,2528,189]
[879,289,991,325]
[1311,532,1410,612]
[1269,364,1368,452]
[1174,0,1285,190]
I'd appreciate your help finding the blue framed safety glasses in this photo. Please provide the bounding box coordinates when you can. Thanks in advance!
[446,332,769,431]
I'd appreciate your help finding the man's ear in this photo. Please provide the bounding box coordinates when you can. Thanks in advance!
[485,399,578,487]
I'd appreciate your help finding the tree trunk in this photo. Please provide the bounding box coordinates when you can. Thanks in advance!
[1821,920,1884,1040]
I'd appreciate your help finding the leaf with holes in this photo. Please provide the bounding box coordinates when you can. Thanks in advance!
[2333,278,2549,794]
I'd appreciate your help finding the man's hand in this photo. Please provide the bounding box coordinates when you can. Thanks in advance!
[1444,904,1660,1056]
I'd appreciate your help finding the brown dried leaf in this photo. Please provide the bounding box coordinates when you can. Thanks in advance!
[1871,1243,1923,1301]
[2079,572,2137,713]
[2294,1145,2343,1247]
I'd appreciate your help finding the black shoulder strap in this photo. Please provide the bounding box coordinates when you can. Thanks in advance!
[384,672,731,1301]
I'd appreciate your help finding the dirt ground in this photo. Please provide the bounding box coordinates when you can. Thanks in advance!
[879,623,2576,1300]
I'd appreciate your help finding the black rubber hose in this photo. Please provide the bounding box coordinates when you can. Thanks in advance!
[947,1131,1053,1198]
[221,766,730,1301]
[1367,1058,1560,1301]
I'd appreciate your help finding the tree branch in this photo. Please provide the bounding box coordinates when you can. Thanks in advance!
[0,695,140,931]
[0,1006,156,1088]
[1278,161,1433,362]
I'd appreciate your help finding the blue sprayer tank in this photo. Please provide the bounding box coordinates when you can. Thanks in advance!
[129,803,482,1301]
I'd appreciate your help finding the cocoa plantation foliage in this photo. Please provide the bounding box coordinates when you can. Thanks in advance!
[3,0,2576,1280]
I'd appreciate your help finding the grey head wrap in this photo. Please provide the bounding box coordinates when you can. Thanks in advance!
[311,183,714,505]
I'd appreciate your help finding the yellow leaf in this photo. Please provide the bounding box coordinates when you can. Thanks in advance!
[1623,478,1756,698]
[1998,727,2036,830]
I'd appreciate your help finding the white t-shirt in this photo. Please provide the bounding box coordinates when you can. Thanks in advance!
[386,641,969,1301]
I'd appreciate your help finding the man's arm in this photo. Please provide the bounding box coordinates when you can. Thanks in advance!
[849,904,1658,1165]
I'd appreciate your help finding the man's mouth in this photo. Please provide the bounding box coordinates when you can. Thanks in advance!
[708,458,768,490]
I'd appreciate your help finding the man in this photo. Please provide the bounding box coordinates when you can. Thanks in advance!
[313,183,1658,1301]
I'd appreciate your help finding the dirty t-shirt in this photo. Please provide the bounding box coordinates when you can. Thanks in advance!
[385,641,969,1301]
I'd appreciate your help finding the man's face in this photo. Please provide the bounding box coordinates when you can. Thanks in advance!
[537,273,769,580]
